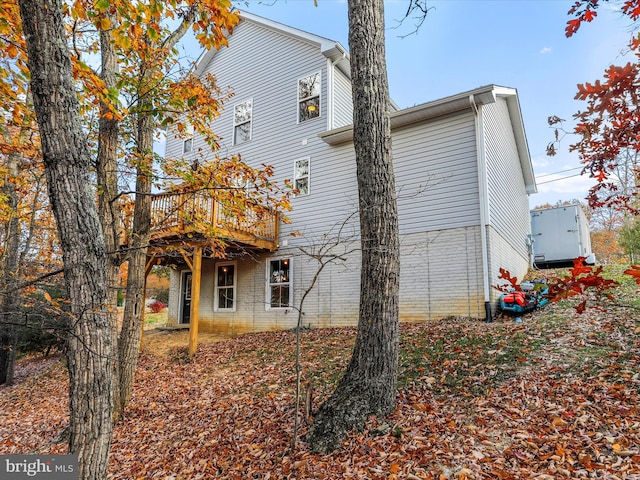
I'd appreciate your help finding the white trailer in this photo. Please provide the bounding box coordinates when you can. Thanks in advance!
[530,205,596,268]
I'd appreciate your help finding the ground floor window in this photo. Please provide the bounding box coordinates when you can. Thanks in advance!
[268,258,291,308]
[215,262,236,311]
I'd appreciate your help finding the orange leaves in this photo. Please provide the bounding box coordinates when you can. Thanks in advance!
[565,1,599,37]
[622,0,640,20]
[495,267,521,292]
[560,1,640,213]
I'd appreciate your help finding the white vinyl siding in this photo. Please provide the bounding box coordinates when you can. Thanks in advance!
[394,111,480,234]
[483,97,531,261]
[332,68,353,128]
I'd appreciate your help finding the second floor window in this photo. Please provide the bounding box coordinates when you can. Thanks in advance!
[234,99,253,145]
[294,158,310,195]
[298,72,320,123]
[182,124,194,154]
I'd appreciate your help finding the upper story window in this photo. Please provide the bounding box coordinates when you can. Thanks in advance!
[233,99,253,145]
[298,72,321,123]
[294,158,310,196]
[182,124,194,154]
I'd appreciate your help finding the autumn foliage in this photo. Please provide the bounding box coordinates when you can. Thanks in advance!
[548,0,640,213]
[498,258,625,315]
[2,304,639,478]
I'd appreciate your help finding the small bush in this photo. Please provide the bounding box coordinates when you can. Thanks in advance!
[148,300,166,314]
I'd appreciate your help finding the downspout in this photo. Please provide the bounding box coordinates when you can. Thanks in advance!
[326,58,333,131]
[470,94,493,322]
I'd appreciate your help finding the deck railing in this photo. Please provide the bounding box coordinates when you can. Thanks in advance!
[148,191,279,250]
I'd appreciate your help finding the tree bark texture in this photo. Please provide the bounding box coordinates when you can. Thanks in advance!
[0,153,20,385]
[18,0,113,477]
[96,14,124,422]
[116,15,195,412]
[306,0,400,453]
[117,105,154,414]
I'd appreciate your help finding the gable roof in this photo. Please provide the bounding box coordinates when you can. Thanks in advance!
[319,84,536,194]
[193,11,351,79]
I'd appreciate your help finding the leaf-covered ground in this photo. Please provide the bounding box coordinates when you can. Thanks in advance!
[2,275,640,479]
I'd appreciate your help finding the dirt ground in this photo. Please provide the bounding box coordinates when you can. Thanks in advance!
[139,328,234,355]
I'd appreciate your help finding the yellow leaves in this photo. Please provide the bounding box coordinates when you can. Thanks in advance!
[6,43,18,59]
[96,17,111,31]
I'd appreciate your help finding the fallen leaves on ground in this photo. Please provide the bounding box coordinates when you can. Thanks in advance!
[1,297,639,479]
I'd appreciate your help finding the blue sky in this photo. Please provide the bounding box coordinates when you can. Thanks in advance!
[228,0,634,208]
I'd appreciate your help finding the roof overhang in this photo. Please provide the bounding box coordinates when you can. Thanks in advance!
[319,84,536,194]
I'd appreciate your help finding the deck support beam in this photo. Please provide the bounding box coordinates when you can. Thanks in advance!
[187,246,202,356]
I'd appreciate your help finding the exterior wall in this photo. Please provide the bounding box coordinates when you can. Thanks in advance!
[167,225,485,334]
[399,227,484,321]
[332,68,353,128]
[394,111,480,233]
[486,226,530,306]
[481,97,531,305]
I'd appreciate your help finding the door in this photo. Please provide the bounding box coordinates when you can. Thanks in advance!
[180,271,192,324]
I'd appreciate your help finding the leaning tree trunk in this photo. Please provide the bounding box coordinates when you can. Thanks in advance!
[117,109,153,414]
[19,0,113,478]
[306,0,400,453]
[0,153,20,385]
[116,16,196,414]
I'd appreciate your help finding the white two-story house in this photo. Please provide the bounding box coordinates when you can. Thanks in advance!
[156,12,536,337]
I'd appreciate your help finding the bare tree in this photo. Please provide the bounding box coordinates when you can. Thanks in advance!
[19,0,113,477]
[306,0,401,453]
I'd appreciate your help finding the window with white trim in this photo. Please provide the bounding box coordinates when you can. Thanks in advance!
[298,73,320,122]
[268,258,291,308]
[215,262,236,311]
[233,99,253,145]
[182,124,194,154]
[294,158,310,196]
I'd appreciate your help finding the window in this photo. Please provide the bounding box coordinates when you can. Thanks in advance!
[182,124,194,154]
[183,138,193,154]
[294,158,310,196]
[215,262,236,311]
[298,72,320,123]
[233,99,253,145]
[268,258,291,308]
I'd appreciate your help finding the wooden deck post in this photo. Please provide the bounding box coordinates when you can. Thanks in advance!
[188,246,203,356]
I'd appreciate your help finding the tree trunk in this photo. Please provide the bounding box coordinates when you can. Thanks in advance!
[19,0,113,477]
[0,153,20,385]
[306,0,400,453]
[117,109,153,414]
[96,12,124,422]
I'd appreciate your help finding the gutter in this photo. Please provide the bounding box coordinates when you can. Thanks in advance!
[469,94,493,323]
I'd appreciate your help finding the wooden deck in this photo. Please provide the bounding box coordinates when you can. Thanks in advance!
[148,191,279,251]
